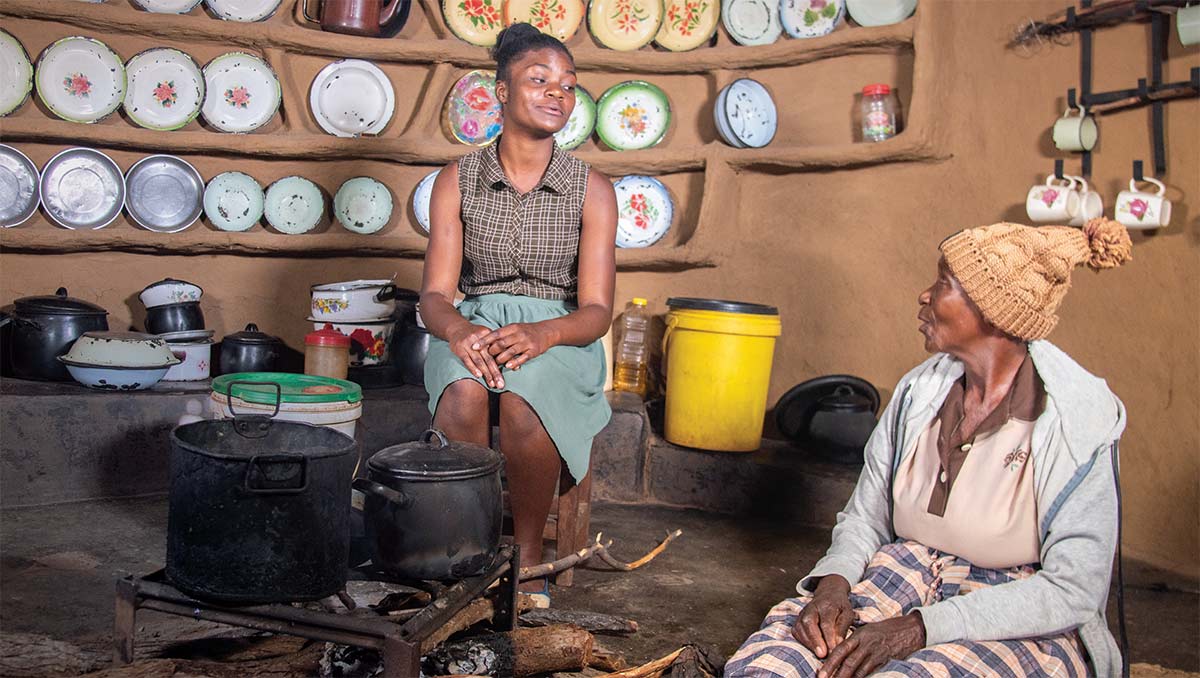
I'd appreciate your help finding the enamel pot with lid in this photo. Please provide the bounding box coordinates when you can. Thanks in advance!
[1,287,109,381]
[354,429,503,580]
[219,323,283,374]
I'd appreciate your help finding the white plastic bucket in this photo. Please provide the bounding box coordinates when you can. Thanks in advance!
[209,390,363,438]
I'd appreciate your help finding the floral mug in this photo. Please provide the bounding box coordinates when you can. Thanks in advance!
[1067,175,1104,227]
[1026,174,1080,223]
[1115,176,1172,230]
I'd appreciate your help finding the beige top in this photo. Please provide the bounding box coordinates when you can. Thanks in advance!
[892,354,1045,569]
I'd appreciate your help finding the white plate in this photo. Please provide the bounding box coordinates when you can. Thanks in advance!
[133,0,203,12]
[779,0,844,37]
[554,85,596,151]
[0,144,39,228]
[204,171,264,231]
[334,177,393,234]
[0,29,33,117]
[722,0,782,45]
[613,175,673,248]
[845,0,914,26]
[125,154,204,233]
[713,84,744,148]
[201,52,281,133]
[35,36,126,123]
[204,0,282,21]
[264,176,324,234]
[412,169,439,233]
[723,78,777,148]
[124,48,205,131]
[595,80,671,151]
[40,147,126,230]
[310,59,395,137]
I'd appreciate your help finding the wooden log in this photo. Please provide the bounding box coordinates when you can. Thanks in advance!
[423,624,593,677]
[598,647,685,678]
[589,643,629,672]
[521,608,639,635]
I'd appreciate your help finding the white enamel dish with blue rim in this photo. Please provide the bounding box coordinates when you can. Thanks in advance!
[0,29,33,117]
[200,52,281,133]
[334,177,393,234]
[204,171,264,231]
[613,175,673,248]
[264,176,324,234]
[713,84,744,148]
[723,78,777,148]
[35,36,126,124]
[779,0,845,38]
[412,169,439,234]
[124,47,205,131]
[554,85,596,151]
[722,0,782,45]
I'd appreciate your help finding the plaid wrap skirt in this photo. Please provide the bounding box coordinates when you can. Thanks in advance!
[725,541,1090,677]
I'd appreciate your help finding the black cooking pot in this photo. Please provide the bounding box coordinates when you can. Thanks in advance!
[1,288,109,381]
[394,320,430,385]
[145,301,204,335]
[166,393,357,603]
[219,323,283,374]
[354,429,503,580]
[807,385,879,465]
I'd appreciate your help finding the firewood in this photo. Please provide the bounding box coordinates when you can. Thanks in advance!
[517,529,684,581]
[423,624,593,677]
[595,530,684,571]
[664,645,725,678]
[598,647,685,678]
[521,608,639,635]
[589,642,628,672]
[0,632,106,677]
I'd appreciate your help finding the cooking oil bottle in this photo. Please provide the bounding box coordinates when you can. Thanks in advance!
[613,298,649,398]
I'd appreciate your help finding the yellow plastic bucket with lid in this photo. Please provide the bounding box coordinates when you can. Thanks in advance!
[662,297,781,452]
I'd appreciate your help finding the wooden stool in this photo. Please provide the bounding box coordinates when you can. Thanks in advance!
[543,465,593,587]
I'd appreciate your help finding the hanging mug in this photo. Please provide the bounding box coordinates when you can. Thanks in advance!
[1026,174,1080,223]
[1067,175,1104,226]
[1115,176,1172,229]
[1052,105,1099,152]
[1177,4,1200,46]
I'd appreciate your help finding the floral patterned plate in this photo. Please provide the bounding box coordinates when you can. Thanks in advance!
[655,0,720,51]
[721,0,781,45]
[265,176,324,234]
[554,84,595,150]
[310,59,395,137]
[613,175,673,248]
[203,171,264,231]
[0,144,39,228]
[444,70,503,146]
[334,177,393,234]
[200,52,281,133]
[0,29,33,117]
[203,0,283,21]
[132,0,203,12]
[587,0,664,51]
[504,0,586,42]
[123,48,205,131]
[443,0,506,46]
[595,80,670,151]
[412,168,439,233]
[722,78,776,148]
[35,36,126,124]
[779,0,844,38]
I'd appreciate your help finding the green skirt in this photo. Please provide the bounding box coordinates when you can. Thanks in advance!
[424,293,611,483]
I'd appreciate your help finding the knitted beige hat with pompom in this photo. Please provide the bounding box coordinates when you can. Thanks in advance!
[938,218,1133,340]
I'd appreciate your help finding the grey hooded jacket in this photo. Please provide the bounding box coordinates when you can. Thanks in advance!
[798,340,1126,677]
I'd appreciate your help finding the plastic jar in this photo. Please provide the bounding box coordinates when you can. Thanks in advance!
[305,324,352,380]
[860,83,898,142]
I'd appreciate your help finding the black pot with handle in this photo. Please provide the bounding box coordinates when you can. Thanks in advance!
[219,323,283,375]
[166,382,357,603]
[354,429,503,580]
[1,288,109,381]
[806,384,880,464]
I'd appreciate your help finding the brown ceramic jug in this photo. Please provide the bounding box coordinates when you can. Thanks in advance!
[302,0,411,38]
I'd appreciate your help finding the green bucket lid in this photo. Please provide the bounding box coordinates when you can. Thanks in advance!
[212,372,362,405]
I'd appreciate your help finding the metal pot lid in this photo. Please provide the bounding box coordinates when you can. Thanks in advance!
[157,328,215,342]
[142,277,201,291]
[14,287,108,316]
[817,384,876,412]
[774,374,880,442]
[666,297,778,315]
[212,372,362,405]
[368,429,503,481]
[223,322,281,345]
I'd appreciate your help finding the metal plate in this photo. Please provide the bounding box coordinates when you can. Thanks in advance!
[723,78,777,148]
[203,171,263,231]
[125,154,204,233]
[553,84,596,151]
[613,174,673,248]
[39,147,126,230]
[443,70,502,146]
[132,0,204,12]
[411,169,439,234]
[0,144,39,228]
[595,80,671,151]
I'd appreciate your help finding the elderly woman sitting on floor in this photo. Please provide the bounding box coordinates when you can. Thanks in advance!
[726,219,1134,678]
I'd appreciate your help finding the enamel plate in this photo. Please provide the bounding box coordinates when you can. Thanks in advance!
[721,0,782,45]
[845,0,915,26]
[655,0,720,51]
[444,70,503,146]
[443,0,506,46]
[204,0,283,21]
[554,84,596,151]
[132,0,204,12]
[334,177,393,234]
[0,144,39,228]
[587,0,664,50]
[412,169,439,234]
[713,83,743,147]
[613,175,673,248]
[201,52,281,133]
[203,171,264,232]
[0,29,33,117]
[595,80,670,151]
[35,36,126,124]
[125,154,204,233]
[264,176,324,234]
[723,78,777,148]
[504,0,586,42]
[124,48,205,131]
[310,59,395,137]
[40,147,126,230]
[780,0,844,38]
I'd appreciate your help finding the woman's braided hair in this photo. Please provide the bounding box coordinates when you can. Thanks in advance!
[490,23,574,84]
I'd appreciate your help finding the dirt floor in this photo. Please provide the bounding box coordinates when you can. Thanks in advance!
[1,497,1197,676]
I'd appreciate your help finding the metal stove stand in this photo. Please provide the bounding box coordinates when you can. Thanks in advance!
[114,544,519,678]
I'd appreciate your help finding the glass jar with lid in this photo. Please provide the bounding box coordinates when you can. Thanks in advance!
[860,83,899,142]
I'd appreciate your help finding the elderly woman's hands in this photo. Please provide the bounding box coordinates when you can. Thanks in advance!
[792,575,854,659]
[817,613,926,678]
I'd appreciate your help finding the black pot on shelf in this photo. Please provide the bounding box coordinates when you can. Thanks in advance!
[145,301,205,335]
[1,288,109,381]
[219,323,283,374]
[394,320,430,386]
[807,385,880,464]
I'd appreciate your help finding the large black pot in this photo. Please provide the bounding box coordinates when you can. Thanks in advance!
[354,429,503,580]
[145,301,204,335]
[219,323,283,375]
[166,401,357,603]
[2,288,109,381]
